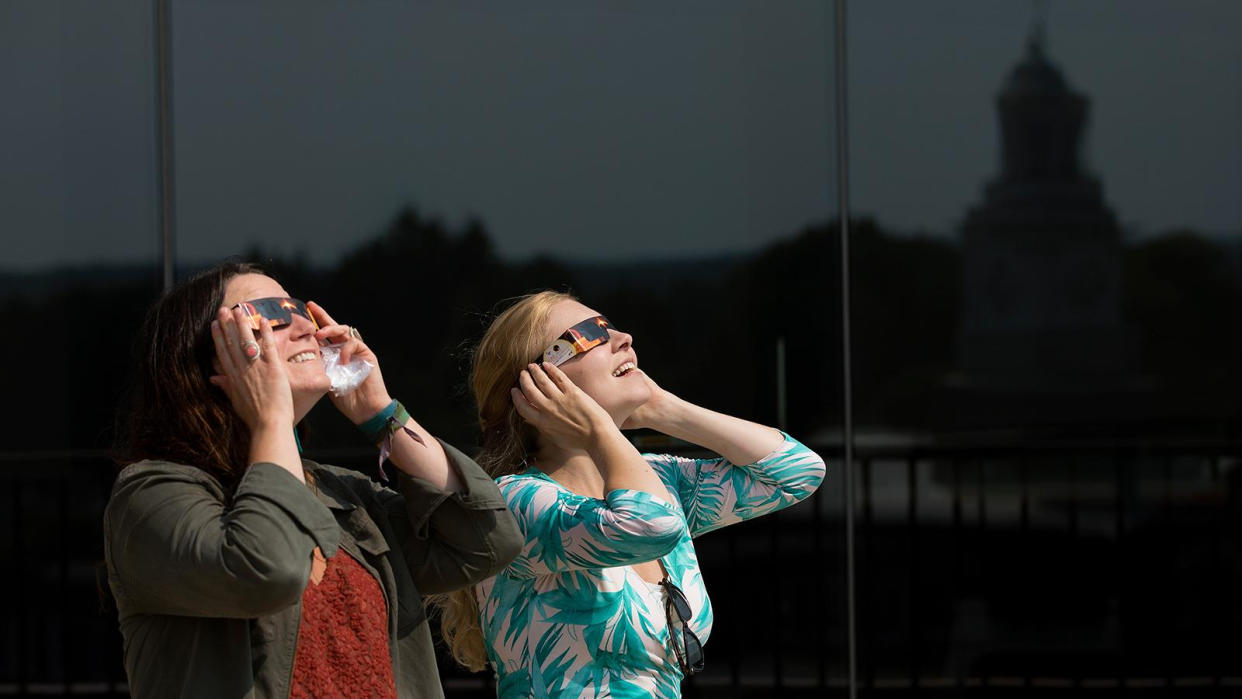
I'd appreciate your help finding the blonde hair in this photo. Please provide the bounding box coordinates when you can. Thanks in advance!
[431,290,575,671]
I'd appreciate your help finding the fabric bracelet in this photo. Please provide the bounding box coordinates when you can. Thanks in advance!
[361,400,425,481]
[358,400,399,442]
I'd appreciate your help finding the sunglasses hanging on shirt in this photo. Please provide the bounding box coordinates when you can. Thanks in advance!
[658,564,705,676]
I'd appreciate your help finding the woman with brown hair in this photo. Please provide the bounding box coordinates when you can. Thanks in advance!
[105,261,522,698]
[435,291,825,697]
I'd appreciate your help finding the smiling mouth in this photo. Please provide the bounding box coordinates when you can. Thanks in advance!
[612,362,637,377]
[288,351,318,364]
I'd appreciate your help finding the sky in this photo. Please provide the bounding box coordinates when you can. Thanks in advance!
[2,1,1240,269]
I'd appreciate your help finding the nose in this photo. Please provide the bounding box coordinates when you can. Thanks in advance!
[288,312,317,338]
[609,328,633,352]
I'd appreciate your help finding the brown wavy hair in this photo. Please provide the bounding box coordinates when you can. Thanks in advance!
[430,290,575,671]
[116,261,266,491]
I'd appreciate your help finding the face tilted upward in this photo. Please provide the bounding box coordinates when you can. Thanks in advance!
[221,273,331,417]
[540,300,650,423]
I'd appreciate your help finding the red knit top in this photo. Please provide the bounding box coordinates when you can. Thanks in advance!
[290,550,397,698]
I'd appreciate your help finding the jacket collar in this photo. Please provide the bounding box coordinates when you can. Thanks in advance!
[302,460,358,512]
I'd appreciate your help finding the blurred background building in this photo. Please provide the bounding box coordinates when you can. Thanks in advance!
[2,1,1239,696]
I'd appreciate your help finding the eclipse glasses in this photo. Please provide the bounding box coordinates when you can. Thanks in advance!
[232,297,319,332]
[536,315,614,367]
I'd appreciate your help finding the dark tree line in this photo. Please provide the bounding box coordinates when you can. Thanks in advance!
[0,208,1237,456]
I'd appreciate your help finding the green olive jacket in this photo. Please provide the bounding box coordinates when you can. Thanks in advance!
[103,440,522,699]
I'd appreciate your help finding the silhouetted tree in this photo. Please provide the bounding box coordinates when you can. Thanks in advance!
[1123,230,1242,381]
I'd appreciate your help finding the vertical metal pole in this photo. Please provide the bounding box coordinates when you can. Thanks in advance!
[832,1,857,697]
[155,0,176,291]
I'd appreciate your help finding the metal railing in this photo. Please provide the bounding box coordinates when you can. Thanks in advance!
[2,441,1239,696]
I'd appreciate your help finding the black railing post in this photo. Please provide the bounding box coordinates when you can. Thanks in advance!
[1114,449,1127,689]
[907,455,920,689]
[812,486,827,691]
[1163,454,1174,690]
[1019,455,1031,691]
[976,459,987,690]
[1068,453,1081,691]
[950,457,963,691]
[59,471,70,688]
[770,509,783,694]
[1212,452,1225,690]
[860,456,873,692]
[728,529,741,697]
[14,479,26,693]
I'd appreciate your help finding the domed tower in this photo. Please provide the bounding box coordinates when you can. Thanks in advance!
[956,27,1126,399]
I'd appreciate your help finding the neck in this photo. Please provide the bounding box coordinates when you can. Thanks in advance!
[292,391,324,425]
[532,443,606,498]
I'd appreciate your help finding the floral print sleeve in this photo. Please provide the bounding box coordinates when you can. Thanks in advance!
[646,432,826,538]
[497,475,689,578]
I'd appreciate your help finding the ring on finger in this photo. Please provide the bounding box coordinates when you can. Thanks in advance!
[240,340,261,362]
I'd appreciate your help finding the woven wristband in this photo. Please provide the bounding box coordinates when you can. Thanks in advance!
[359,400,399,444]
[359,400,425,480]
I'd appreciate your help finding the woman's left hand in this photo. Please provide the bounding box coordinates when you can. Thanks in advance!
[307,301,394,425]
[621,371,680,431]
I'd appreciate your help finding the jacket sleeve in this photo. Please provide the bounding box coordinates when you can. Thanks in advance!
[104,461,340,618]
[373,440,523,595]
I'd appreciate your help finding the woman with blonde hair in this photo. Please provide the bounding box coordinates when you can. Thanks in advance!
[435,291,825,697]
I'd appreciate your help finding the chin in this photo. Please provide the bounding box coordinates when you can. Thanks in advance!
[611,392,652,421]
[293,380,331,403]
[285,362,330,391]
[588,379,651,417]
[629,383,653,405]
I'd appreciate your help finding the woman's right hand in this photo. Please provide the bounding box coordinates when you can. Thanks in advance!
[209,305,294,432]
[511,362,616,452]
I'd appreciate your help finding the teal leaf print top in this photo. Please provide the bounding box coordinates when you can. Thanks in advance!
[476,433,825,698]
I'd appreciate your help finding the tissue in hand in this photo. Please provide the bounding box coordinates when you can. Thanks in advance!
[319,343,374,396]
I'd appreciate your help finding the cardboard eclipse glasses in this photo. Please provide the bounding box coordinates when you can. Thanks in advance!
[536,315,615,367]
[232,297,319,332]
